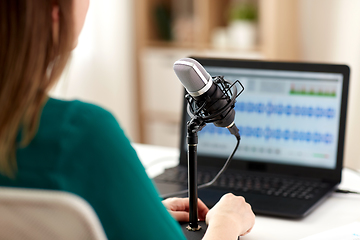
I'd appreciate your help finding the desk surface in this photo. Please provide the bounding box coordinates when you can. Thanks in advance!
[133,143,360,240]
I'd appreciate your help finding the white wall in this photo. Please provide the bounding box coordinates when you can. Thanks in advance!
[51,0,139,141]
[299,0,360,169]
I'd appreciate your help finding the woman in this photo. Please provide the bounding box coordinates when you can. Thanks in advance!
[0,1,255,239]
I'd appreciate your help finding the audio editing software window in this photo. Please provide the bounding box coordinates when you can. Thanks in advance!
[196,66,344,169]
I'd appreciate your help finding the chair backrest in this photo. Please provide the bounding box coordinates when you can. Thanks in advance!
[0,187,107,240]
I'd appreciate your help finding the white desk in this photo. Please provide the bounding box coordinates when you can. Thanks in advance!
[133,143,360,240]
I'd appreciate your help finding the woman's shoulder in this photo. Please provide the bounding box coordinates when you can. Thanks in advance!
[46,97,114,120]
[42,98,125,144]
[44,98,118,129]
[40,97,135,161]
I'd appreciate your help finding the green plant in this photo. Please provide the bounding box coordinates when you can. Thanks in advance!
[229,3,258,21]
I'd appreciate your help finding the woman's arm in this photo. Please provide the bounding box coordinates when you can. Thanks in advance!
[61,103,187,240]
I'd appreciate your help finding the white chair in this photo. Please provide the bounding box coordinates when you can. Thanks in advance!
[0,187,107,240]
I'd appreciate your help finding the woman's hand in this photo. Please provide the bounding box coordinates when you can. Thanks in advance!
[204,193,255,239]
[162,197,209,222]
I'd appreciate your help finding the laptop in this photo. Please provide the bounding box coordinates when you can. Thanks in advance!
[154,57,350,219]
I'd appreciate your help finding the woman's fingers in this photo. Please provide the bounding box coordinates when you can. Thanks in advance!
[168,210,191,222]
[197,198,209,220]
[162,198,210,222]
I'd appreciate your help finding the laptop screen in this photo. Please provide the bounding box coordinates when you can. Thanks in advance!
[185,62,347,170]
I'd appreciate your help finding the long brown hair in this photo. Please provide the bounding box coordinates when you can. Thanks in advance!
[0,0,74,177]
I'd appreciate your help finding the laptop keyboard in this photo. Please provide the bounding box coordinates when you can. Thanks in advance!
[155,167,330,200]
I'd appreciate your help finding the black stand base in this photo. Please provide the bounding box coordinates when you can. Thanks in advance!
[180,221,207,240]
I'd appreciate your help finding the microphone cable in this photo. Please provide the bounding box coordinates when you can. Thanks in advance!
[161,134,241,199]
[335,167,360,195]
[334,189,360,195]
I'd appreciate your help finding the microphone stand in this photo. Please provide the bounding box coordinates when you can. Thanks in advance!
[179,78,244,239]
[180,118,207,239]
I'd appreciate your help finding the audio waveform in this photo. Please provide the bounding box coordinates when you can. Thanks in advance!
[200,124,333,144]
[234,102,335,119]
[290,83,336,97]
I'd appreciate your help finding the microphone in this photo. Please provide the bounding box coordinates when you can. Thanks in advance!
[173,58,240,137]
[172,58,243,234]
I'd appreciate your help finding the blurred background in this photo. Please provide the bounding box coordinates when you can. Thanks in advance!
[50,0,360,169]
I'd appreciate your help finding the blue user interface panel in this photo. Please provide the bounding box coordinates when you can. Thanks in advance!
[195,66,344,169]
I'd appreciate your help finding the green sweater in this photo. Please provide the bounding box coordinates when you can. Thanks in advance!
[0,98,186,240]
